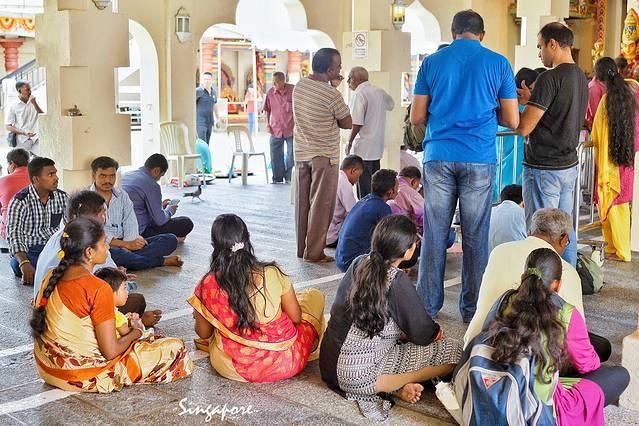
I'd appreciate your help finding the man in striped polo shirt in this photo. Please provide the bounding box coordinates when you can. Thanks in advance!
[292,48,352,263]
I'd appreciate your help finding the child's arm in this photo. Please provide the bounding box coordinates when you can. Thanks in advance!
[116,323,133,337]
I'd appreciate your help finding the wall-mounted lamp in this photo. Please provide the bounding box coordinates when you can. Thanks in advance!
[392,0,406,30]
[175,7,192,43]
[92,0,111,10]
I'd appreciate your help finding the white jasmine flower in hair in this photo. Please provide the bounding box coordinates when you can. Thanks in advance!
[231,242,245,253]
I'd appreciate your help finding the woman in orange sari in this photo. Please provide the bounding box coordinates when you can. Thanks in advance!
[590,57,639,262]
[32,217,192,393]
[188,214,325,382]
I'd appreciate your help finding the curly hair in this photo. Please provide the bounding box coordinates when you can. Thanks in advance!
[488,248,566,382]
[349,215,417,338]
[595,57,636,166]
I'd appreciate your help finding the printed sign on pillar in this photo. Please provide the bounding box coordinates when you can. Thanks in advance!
[352,31,368,60]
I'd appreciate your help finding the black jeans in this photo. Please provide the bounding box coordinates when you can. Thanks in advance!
[142,216,194,239]
[197,125,213,145]
[580,366,630,406]
[561,333,611,377]
[357,160,380,198]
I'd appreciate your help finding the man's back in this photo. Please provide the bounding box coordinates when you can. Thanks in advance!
[0,167,30,238]
[525,63,588,169]
[488,200,527,252]
[350,82,394,160]
[464,236,584,346]
[292,77,350,165]
[414,39,517,164]
[335,194,391,271]
[121,168,159,231]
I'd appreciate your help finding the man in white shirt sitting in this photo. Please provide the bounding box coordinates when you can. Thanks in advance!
[326,155,363,248]
[5,81,43,155]
[345,67,395,197]
[488,184,527,253]
[464,208,611,362]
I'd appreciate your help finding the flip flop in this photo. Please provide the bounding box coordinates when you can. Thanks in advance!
[303,255,335,263]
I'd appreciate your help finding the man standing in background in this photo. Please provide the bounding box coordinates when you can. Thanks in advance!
[346,66,394,197]
[5,81,43,155]
[264,72,295,184]
[196,71,217,145]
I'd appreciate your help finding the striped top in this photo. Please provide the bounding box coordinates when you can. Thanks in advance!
[292,77,350,164]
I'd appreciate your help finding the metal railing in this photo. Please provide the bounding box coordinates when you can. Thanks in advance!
[574,132,598,241]
[0,59,45,110]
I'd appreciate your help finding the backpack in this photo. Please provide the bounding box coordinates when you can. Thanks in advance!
[453,291,557,426]
[403,104,424,152]
[576,252,604,295]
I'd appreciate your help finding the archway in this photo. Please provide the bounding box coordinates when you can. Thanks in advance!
[116,20,160,167]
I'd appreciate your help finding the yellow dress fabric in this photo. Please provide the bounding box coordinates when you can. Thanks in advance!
[34,274,193,393]
[590,94,632,261]
[114,309,128,338]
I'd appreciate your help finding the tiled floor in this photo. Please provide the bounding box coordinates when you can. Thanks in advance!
[0,174,638,425]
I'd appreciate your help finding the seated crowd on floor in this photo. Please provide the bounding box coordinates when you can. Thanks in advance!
[4,8,636,425]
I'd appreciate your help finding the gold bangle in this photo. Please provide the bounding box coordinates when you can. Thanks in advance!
[18,259,31,268]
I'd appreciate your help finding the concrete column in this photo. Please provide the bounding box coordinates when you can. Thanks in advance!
[515,0,569,71]
[343,0,411,171]
[0,37,25,72]
[36,0,130,191]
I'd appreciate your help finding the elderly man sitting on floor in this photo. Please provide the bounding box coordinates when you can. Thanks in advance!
[464,208,611,363]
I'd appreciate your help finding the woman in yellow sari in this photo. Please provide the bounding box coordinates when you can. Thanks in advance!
[189,214,325,382]
[32,217,193,393]
[591,57,639,262]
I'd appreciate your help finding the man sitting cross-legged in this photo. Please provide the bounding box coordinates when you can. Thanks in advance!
[326,155,364,248]
[122,154,194,242]
[90,156,182,270]
[335,169,398,272]
[464,208,611,363]
[34,190,162,327]
[7,157,67,286]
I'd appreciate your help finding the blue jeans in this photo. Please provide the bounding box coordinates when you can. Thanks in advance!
[109,234,178,270]
[10,244,45,277]
[270,136,294,182]
[417,161,495,321]
[522,165,578,266]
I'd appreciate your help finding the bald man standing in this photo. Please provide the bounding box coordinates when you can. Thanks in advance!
[346,67,395,197]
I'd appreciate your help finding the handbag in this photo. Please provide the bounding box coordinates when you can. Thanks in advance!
[6,131,16,148]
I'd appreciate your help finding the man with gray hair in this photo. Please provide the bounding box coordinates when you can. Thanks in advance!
[346,66,394,197]
[264,71,294,183]
[464,208,611,363]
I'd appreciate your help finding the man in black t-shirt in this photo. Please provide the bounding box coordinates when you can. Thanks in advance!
[196,72,217,145]
[516,22,588,267]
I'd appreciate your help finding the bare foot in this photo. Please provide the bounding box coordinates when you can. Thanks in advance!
[142,309,162,327]
[604,252,623,262]
[164,255,183,267]
[177,237,186,244]
[396,383,424,404]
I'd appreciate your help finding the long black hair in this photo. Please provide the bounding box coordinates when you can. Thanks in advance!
[595,57,636,167]
[30,217,105,337]
[207,214,283,332]
[349,215,417,338]
[488,248,566,381]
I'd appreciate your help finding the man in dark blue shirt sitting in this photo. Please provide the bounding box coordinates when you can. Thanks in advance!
[335,169,398,272]
[196,72,217,145]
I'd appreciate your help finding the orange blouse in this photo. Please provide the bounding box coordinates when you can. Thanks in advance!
[56,274,115,325]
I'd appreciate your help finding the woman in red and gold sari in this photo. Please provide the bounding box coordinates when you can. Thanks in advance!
[188,214,325,382]
[32,217,192,393]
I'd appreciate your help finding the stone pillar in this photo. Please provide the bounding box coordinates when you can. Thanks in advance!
[515,0,570,71]
[620,314,639,410]
[0,37,24,72]
[36,0,130,191]
[343,0,411,171]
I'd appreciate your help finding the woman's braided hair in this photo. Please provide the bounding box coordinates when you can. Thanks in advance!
[30,217,105,337]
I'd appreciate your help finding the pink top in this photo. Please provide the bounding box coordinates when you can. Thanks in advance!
[0,166,30,239]
[263,84,294,138]
[392,177,424,233]
[586,78,606,126]
[553,309,604,426]
[327,171,357,245]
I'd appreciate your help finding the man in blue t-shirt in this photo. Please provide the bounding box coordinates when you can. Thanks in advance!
[410,10,519,322]
[196,72,217,145]
[335,169,397,272]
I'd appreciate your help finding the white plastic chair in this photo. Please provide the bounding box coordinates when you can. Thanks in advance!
[159,121,202,189]
[226,125,268,185]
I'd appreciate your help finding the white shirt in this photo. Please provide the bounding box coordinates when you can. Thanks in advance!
[400,150,421,171]
[5,98,39,154]
[463,236,584,348]
[326,170,357,245]
[349,82,394,161]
